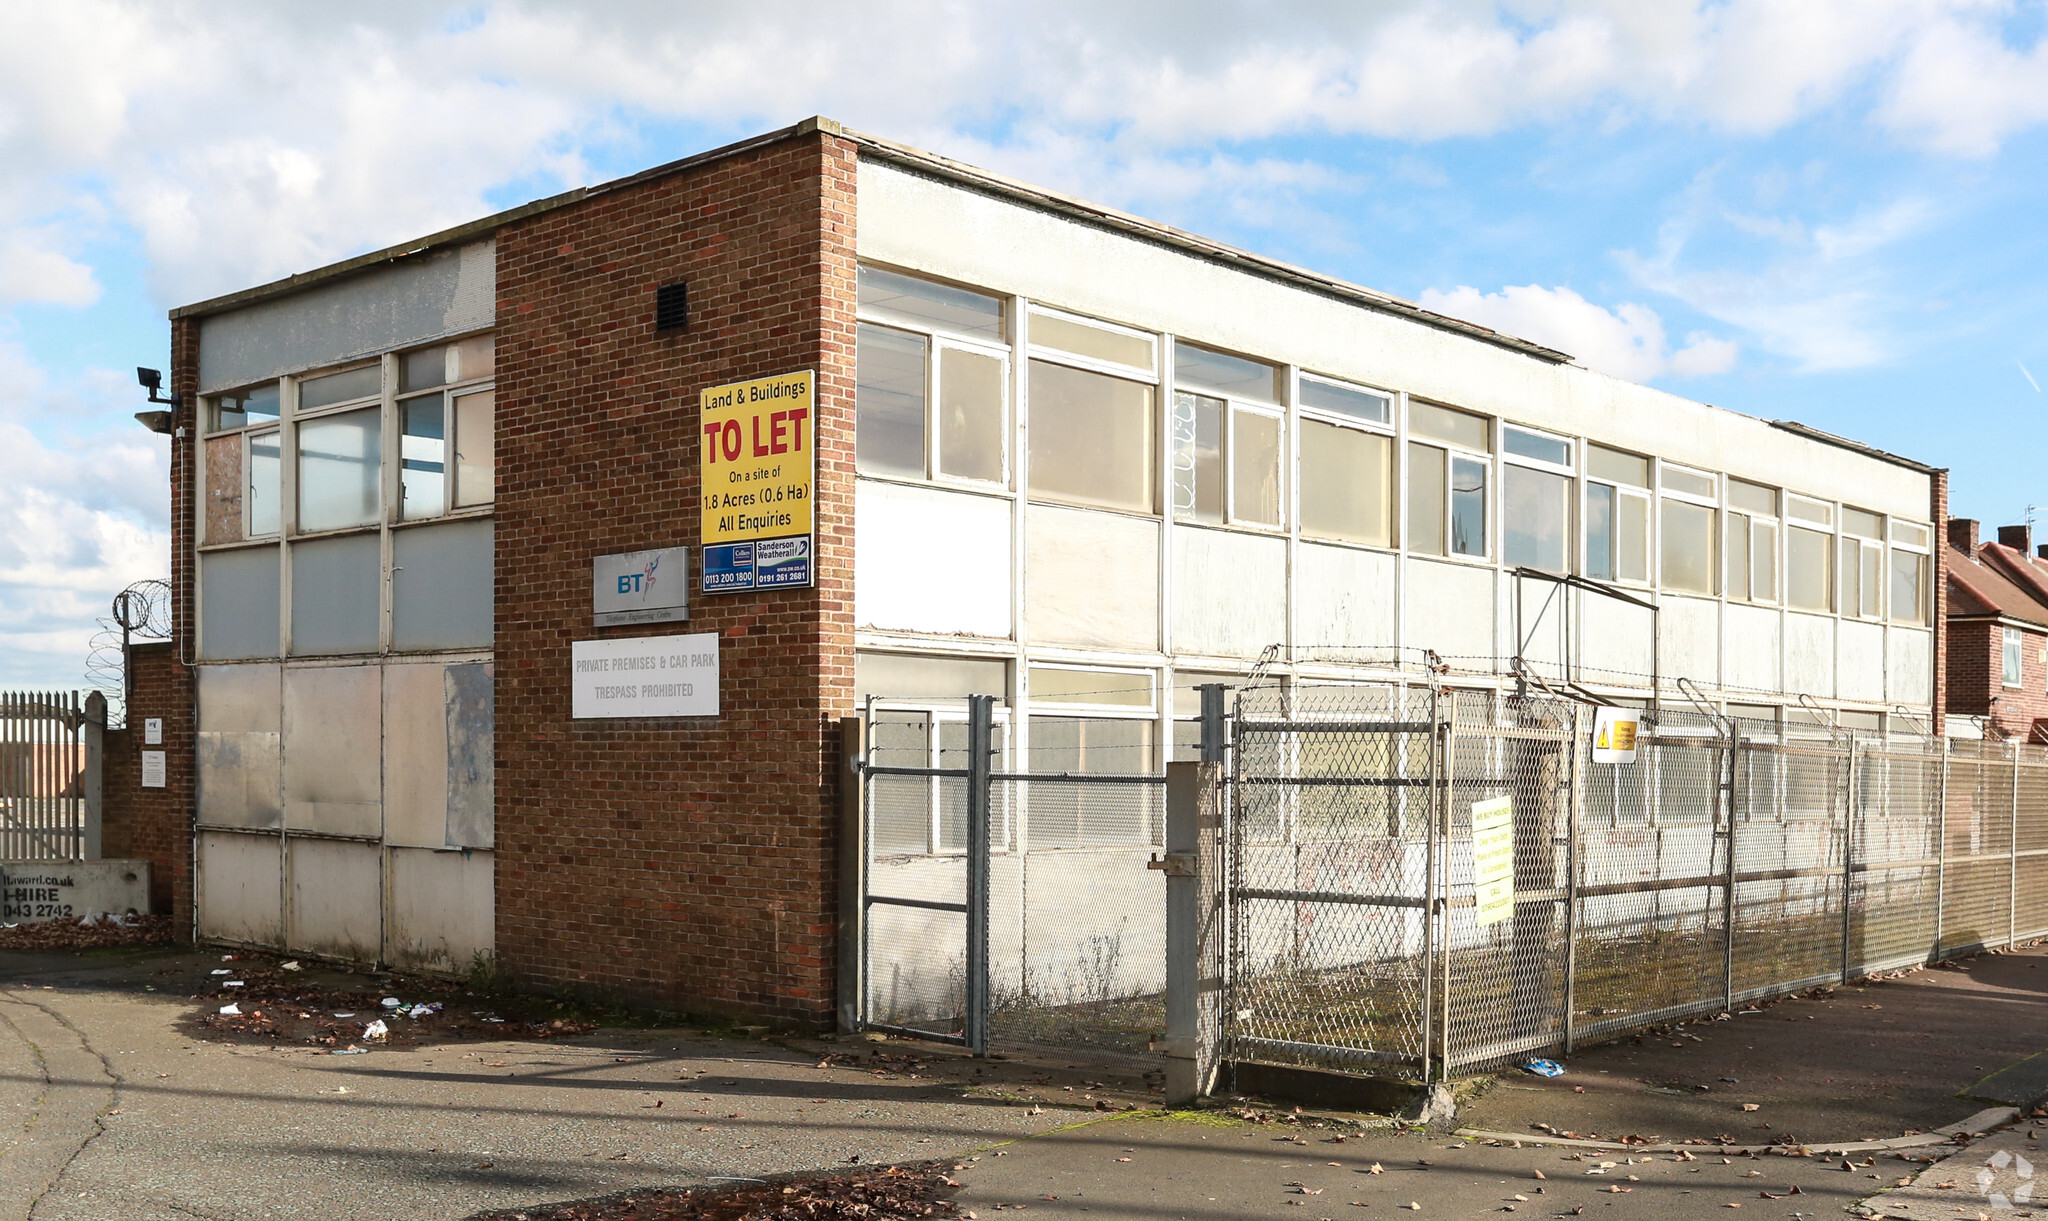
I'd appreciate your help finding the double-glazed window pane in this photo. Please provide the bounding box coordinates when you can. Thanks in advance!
[1661,499,1715,594]
[1726,514,1776,601]
[938,348,1004,483]
[300,365,381,412]
[1450,456,1487,557]
[1232,409,1282,526]
[1031,313,1153,370]
[1587,444,1649,488]
[1174,342,1277,403]
[1891,550,1928,625]
[297,407,381,532]
[2006,628,2024,686]
[858,267,1005,341]
[400,393,446,520]
[1503,465,1570,572]
[1300,378,1390,425]
[1589,485,1650,582]
[1171,392,1223,523]
[1411,402,1488,451]
[1407,442,1446,555]
[1301,420,1391,546]
[248,432,281,536]
[1026,360,1155,513]
[453,390,494,507]
[1840,540,1881,618]
[856,324,926,478]
[1027,716,1156,848]
[1787,526,1832,611]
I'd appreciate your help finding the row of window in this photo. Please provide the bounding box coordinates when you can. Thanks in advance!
[853,265,1933,625]
[202,334,496,543]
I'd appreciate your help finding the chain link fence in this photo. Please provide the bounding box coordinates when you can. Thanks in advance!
[1222,681,2048,1083]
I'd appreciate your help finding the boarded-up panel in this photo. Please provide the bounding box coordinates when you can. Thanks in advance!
[386,848,493,973]
[200,546,280,660]
[287,837,382,960]
[1660,595,1718,688]
[197,830,282,946]
[446,662,494,849]
[1724,603,1782,694]
[1786,612,1834,698]
[381,664,449,848]
[290,533,380,656]
[1838,619,1886,702]
[1025,505,1158,650]
[205,435,244,544]
[1296,542,1397,650]
[197,664,282,829]
[1889,628,1933,706]
[1172,526,1285,658]
[856,481,1011,637]
[283,665,382,836]
[392,519,493,651]
[1405,559,1494,665]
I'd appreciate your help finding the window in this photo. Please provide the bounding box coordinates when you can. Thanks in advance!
[209,383,280,433]
[296,407,381,533]
[1408,403,1490,559]
[1027,666,1159,848]
[1502,425,1572,573]
[1584,444,1650,583]
[1839,507,1885,620]
[248,431,281,536]
[1725,478,1778,603]
[1027,360,1155,513]
[856,266,1005,342]
[1659,464,1717,595]
[1298,377,1394,548]
[1171,344,1282,529]
[393,338,495,521]
[2006,627,2024,687]
[1030,309,1154,371]
[856,651,1012,856]
[855,324,927,478]
[1890,520,1931,626]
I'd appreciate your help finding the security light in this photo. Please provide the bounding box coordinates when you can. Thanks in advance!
[137,366,178,406]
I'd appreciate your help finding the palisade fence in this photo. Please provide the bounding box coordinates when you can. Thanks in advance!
[847,683,2048,1089]
[0,691,102,861]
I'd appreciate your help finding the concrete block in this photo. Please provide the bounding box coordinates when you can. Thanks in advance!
[1,859,153,923]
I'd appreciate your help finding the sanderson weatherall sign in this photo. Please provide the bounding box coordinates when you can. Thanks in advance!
[699,369,814,594]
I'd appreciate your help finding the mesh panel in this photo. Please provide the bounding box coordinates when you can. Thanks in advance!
[1940,742,2014,955]
[2015,756,2048,939]
[1228,683,1434,1074]
[1849,748,1941,973]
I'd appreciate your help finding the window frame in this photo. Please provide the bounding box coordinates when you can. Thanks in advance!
[851,312,1014,491]
[1657,461,1719,596]
[1026,305,1158,382]
[1500,424,1576,576]
[1405,400,1493,562]
[1889,520,1932,627]
[1838,507,1886,622]
[1295,373,1396,550]
[392,338,499,523]
[1581,443,1652,586]
[2005,626,2025,688]
[863,697,1015,857]
[1171,347,1288,533]
[1723,478,1780,606]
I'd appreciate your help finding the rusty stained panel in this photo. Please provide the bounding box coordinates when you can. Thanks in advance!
[197,664,282,830]
[197,830,283,946]
[386,847,493,972]
[286,837,381,960]
[445,662,493,849]
[381,663,450,848]
[205,435,243,544]
[281,664,382,837]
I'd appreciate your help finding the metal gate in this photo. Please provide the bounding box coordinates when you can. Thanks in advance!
[847,695,1169,1059]
[1,691,102,861]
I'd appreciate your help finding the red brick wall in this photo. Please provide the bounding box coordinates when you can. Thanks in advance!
[1931,469,1948,736]
[1948,618,2048,741]
[491,127,858,1024]
[100,641,192,925]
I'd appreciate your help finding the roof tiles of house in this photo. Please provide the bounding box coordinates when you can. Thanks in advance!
[1948,538,2048,628]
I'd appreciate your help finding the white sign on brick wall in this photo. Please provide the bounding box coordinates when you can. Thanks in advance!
[571,633,719,719]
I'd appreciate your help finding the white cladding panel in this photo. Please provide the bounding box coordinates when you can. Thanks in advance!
[1786,613,1836,697]
[1723,603,1782,694]
[383,663,451,849]
[281,665,382,837]
[1661,596,1719,688]
[1837,621,1887,703]
[1296,543,1398,650]
[1405,560,1494,663]
[1580,592,1657,681]
[1889,628,1934,706]
[388,848,494,972]
[286,837,382,960]
[856,480,1011,638]
[859,160,1931,522]
[1172,526,1286,658]
[197,831,282,946]
[1025,505,1159,650]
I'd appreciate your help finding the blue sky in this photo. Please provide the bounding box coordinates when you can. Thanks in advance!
[3,0,2047,691]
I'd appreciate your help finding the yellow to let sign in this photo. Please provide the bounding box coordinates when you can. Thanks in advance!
[1472,796,1515,927]
[699,370,814,546]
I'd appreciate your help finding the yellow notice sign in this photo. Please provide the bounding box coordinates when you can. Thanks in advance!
[1592,706,1642,764]
[1472,796,1515,927]
[699,370,815,546]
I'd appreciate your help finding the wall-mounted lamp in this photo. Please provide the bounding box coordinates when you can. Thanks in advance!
[135,367,178,435]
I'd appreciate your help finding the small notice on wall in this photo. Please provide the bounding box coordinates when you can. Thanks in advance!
[571,632,719,719]
[1592,706,1642,764]
[1472,796,1515,927]
[143,717,163,745]
[140,751,166,789]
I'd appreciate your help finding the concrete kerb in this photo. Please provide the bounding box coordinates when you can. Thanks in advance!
[1457,1106,2025,1157]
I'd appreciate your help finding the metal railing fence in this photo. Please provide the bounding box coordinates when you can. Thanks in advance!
[1,691,99,861]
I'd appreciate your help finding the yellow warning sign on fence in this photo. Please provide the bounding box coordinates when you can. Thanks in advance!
[1472,796,1515,927]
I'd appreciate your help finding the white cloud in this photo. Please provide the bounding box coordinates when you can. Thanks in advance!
[1417,283,1738,382]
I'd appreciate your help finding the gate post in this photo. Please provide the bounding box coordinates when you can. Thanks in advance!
[837,715,865,1036]
[2010,741,2022,950]
[1562,703,1583,1056]
[965,694,994,1057]
[82,691,106,861]
[1842,738,1858,983]
[1721,732,1740,1013]
[1163,760,1213,1106]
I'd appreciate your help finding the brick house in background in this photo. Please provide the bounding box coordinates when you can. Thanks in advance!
[1946,519,2048,741]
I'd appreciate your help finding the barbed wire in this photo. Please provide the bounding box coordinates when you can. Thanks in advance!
[84,578,171,728]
